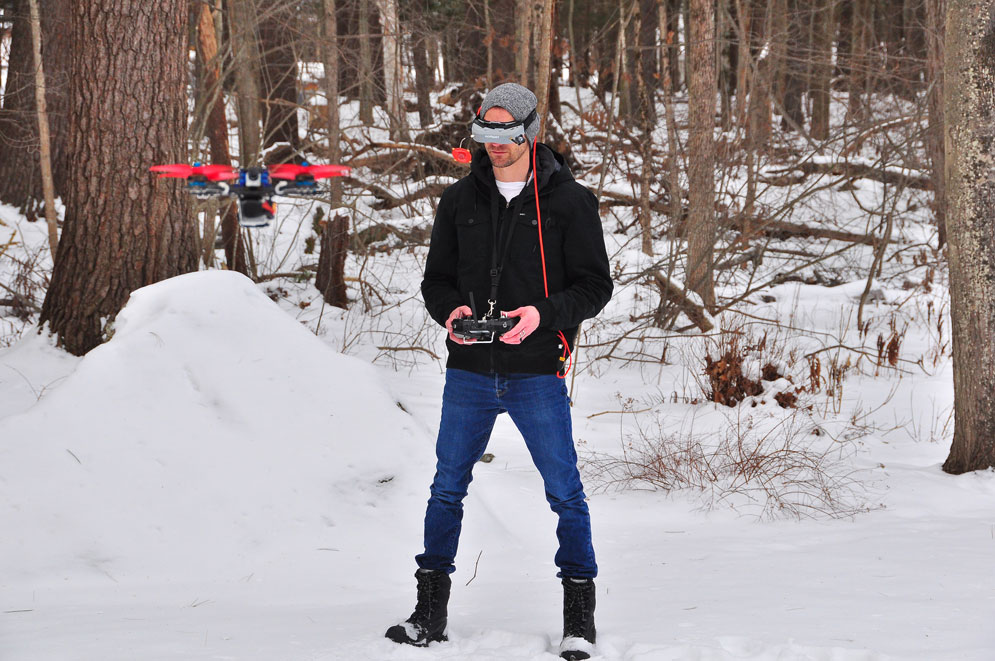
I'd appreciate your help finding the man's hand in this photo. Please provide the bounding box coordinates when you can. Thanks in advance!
[499,306,540,344]
[446,305,476,344]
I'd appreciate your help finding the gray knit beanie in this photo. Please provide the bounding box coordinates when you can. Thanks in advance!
[479,83,539,143]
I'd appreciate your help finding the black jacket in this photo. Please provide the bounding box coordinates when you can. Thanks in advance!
[421,143,613,375]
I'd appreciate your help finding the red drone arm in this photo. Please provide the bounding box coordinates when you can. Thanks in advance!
[150,164,238,181]
[268,164,351,180]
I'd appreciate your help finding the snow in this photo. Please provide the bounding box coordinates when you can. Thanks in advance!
[1,268,993,660]
[2,86,994,660]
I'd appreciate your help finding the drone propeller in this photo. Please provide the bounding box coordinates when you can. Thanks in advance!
[149,164,238,181]
[268,163,351,180]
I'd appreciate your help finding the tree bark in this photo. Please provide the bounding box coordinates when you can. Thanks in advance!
[323,0,344,208]
[358,0,375,125]
[316,212,349,308]
[374,0,407,141]
[40,0,197,356]
[637,0,659,126]
[942,0,995,473]
[687,0,717,309]
[810,0,834,140]
[229,0,263,163]
[516,0,533,85]
[780,0,807,131]
[198,0,247,273]
[26,0,58,258]
[412,24,434,130]
[0,0,69,216]
[926,0,947,247]
[535,0,556,137]
[665,0,682,90]
[259,0,301,154]
[848,0,872,122]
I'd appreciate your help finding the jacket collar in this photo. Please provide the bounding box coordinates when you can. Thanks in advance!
[470,142,569,197]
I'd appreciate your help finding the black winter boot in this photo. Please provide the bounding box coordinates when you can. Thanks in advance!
[385,569,451,646]
[559,577,596,660]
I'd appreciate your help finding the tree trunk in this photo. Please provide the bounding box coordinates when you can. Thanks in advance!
[229,0,262,163]
[687,0,717,309]
[40,0,197,356]
[665,0,682,91]
[661,0,684,237]
[374,0,407,141]
[412,28,434,130]
[780,0,807,131]
[198,0,247,273]
[733,0,749,127]
[358,0,375,125]
[26,0,58,258]
[316,212,349,308]
[535,0,556,136]
[259,0,301,154]
[323,0,344,208]
[489,0,518,82]
[516,0,533,85]
[942,0,995,473]
[810,0,834,140]
[848,0,872,121]
[926,0,947,247]
[0,0,69,216]
[747,1,773,149]
[637,0,659,126]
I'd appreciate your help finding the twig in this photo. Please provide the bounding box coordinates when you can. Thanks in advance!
[376,345,441,360]
[465,550,483,586]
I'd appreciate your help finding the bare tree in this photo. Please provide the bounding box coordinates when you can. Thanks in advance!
[259,0,301,155]
[197,0,247,273]
[374,0,407,140]
[535,0,556,135]
[26,0,57,257]
[687,0,717,309]
[942,0,995,473]
[229,0,263,164]
[926,0,946,247]
[0,0,69,216]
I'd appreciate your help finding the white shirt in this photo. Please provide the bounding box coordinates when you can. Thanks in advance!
[495,179,527,204]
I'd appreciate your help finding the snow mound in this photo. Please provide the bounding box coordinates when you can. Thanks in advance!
[0,271,431,585]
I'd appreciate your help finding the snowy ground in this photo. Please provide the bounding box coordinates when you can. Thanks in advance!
[1,268,993,661]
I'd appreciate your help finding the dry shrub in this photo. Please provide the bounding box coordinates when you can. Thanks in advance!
[583,407,872,521]
[702,328,802,409]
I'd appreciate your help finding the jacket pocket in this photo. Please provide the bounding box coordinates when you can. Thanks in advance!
[454,215,490,276]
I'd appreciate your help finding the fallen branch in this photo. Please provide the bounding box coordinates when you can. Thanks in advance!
[376,345,441,360]
[340,175,448,210]
[652,272,714,332]
[598,188,675,215]
[765,160,930,190]
[363,141,468,168]
[729,216,877,246]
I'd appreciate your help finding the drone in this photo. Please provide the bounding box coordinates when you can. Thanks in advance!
[150,162,351,227]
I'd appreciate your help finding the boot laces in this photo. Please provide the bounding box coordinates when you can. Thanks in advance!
[563,580,592,638]
[412,572,441,623]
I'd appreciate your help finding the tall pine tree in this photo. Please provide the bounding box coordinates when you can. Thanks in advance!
[40,0,197,355]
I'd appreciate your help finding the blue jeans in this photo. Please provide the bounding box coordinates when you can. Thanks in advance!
[415,368,597,579]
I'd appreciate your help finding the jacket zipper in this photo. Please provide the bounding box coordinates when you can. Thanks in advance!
[489,195,509,375]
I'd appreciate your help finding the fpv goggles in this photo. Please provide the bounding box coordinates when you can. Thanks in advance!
[470,109,537,145]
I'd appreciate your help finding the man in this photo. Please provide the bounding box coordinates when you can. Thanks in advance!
[385,83,613,661]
